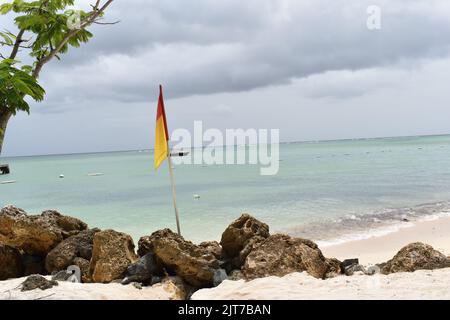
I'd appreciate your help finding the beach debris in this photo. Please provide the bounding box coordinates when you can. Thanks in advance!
[378,242,450,274]
[132,282,142,290]
[0,206,87,256]
[220,214,270,270]
[240,233,333,280]
[0,180,16,184]
[138,229,220,288]
[59,174,64,178]
[45,228,100,276]
[21,275,58,292]
[122,252,164,285]
[0,244,22,281]
[193,194,200,200]
[89,229,138,283]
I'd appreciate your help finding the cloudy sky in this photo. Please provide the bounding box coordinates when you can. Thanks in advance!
[2,0,450,156]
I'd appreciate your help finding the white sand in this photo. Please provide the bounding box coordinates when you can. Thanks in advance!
[0,276,185,300]
[321,216,450,265]
[192,269,450,300]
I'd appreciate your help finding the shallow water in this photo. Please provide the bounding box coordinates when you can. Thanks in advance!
[1,134,450,244]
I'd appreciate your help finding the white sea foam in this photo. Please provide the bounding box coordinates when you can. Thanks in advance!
[317,211,450,248]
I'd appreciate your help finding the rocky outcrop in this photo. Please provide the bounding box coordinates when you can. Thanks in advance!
[241,234,331,280]
[325,258,342,277]
[138,229,221,287]
[74,257,91,283]
[220,214,269,269]
[0,206,87,255]
[199,241,222,260]
[159,276,191,300]
[45,228,100,274]
[21,275,58,291]
[21,254,46,276]
[0,244,22,280]
[379,242,450,274]
[89,230,138,283]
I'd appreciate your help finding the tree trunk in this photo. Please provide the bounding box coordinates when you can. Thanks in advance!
[0,108,12,155]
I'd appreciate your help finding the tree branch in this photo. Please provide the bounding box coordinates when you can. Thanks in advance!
[32,0,115,78]
[93,20,120,25]
[9,29,26,60]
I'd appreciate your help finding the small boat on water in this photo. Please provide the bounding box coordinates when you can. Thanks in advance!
[1,180,16,184]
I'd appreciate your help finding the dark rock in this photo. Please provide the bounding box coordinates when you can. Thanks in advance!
[122,252,164,285]
[340,259,359,270]
[21,254,46,276]
[220,214,270,269]
[379,242,450,274]
[21,275,58,291]
[132,282,142,290]
[0,205,87,255]
[344,264,366,276]
[45,228,100,274]
[0,244,22,280]
[213,269,228,287]
[138,229,220,287]
[89,229,138,283]
[241,234,331,280]
[366,265,381,275]
[51,270,71,281]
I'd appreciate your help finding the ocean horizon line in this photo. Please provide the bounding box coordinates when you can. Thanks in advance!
[1,131,449,160]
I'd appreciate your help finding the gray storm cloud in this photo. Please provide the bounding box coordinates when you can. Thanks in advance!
[37,0,450,103]
[2,0,450,156]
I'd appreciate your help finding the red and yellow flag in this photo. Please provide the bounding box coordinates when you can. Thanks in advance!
[154,85,169,169]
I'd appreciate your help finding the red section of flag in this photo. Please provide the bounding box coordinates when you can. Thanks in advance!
[156,85,169,141]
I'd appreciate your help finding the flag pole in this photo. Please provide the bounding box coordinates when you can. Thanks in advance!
[167,148,181,235]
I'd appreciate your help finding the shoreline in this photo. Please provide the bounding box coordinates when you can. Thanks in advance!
[321,215,450,265]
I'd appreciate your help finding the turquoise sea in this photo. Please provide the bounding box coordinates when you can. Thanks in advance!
[1,134,450,245]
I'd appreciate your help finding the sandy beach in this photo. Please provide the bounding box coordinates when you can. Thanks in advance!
[192,268,450,300]
[321,216,450,265]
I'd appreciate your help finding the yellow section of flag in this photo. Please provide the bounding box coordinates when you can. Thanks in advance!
[154,85,169,169]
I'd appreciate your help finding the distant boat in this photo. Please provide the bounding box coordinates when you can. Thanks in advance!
[59,174,65,178]
[88,173,104,176]
[1,180,16,184]
[193,194,200,200]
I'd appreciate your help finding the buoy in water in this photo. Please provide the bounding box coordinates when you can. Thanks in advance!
[193,194,200,200]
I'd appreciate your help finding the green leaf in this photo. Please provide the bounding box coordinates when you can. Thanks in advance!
[0,31,13,45]
[0,3,13,15]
